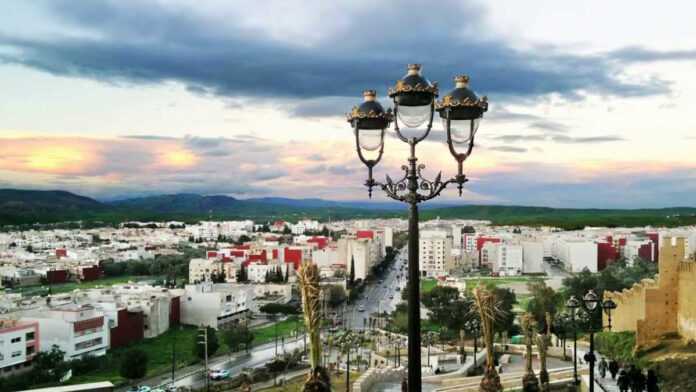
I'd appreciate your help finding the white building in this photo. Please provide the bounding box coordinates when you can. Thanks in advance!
[522,241,544,273]
[557,240,598,272]
[22,304,109,360]
[419,230,453,277]
[179,283,252,329]
[0,319,39,375]
[189,258,222,283]
[495,244,523,275]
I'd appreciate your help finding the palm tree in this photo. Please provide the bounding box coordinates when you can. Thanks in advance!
[472,286,504,392]
[520,313,540,392]
[298,262,331,392]
[537,312,552,392]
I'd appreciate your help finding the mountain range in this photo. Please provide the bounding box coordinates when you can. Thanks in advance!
[1,189,696,229]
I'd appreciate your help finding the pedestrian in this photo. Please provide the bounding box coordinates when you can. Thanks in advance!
[646,369,659,392]
[617,369,630,392]
[599,357,608,378]
[609,359,619,380]
[631,366,646,392]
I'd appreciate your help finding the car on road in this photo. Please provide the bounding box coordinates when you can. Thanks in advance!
[127,386,151,392]
[209,369,231,380]
[358,305,365,312]
[389,295,394,299]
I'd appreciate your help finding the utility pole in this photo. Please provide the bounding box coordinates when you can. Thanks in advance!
[198,325,210,392]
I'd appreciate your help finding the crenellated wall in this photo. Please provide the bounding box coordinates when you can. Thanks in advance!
[604,237,694,348]
[677,261,696,342]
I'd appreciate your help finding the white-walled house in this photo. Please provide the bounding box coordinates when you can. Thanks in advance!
[0,319,39,376]
[22,304,109,360]
[179,283,252,329]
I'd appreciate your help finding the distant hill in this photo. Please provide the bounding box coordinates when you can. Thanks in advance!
[0,189,108,225]
[422,205,696,229]
[1,188,696,229]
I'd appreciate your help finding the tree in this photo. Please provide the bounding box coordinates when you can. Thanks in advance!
[348,256,356,287]
[490,286,517,336]
[120,348,148,381]
[325,285,347,307]
[422,286,473,333]
[526,280,563,332]
[223,325,255,353]
[237,264,248,283]
[260,303,299,315]
[193,326,219,360]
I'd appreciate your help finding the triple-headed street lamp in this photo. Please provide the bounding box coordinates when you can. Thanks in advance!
[565,290,617,391]
[347,64,487,391]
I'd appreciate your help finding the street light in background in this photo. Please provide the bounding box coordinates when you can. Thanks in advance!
[347,64,487,392]
[566,290,617,392]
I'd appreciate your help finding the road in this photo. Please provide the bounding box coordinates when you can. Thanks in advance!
[124,335,307,391]
[346,247,406,330]
[128,249,408,391]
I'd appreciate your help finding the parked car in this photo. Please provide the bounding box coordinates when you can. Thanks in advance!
[209,369,231,380]
[127,386,151,392]
[358,305,365,312]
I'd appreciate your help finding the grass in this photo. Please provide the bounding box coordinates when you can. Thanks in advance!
[252,316,302,346]
[421,278,437,294]
[11,275,164,296]
[67,316,301,386]
[68,325,201,386]
[258,371,361,392]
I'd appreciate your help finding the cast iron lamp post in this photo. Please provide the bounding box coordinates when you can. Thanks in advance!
[565,291,617,392]
[347,64,487,392]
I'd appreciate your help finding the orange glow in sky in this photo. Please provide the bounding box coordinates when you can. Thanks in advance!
[159,148,198,168]
[24,145,89,173]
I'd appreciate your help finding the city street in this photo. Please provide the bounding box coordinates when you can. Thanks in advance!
[346,247,406,330]
[122,335,307,391]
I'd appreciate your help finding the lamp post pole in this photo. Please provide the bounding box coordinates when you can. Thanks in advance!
[572,310,578,384]
[348,65,488,391]
[566,291,617,392]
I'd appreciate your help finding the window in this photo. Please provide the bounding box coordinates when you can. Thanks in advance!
[11,351,21,358]
[26,346,35,355]
[11,337,21,344]
[26,332,35,341]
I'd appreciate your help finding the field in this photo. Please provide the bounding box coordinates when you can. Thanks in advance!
[252,316,303,346]
[68,325,201,385]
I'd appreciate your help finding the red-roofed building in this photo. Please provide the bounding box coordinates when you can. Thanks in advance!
[476,237,501,251]
[356,230,374,240]
[597,241,618,271]
[109,308,144,349]
[46,269,69,284]
[284,248,303,270]
[308,236,329,250]
[207,251,218,259]
[78,265,102,281]
[247,250,268,264]
[55,248,67,258]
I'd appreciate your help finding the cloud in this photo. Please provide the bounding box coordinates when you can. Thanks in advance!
[486,146,528,153]
[490,134,624,144]
[607,47,696,63]
[528,120,569,133]
[0,0,682,107]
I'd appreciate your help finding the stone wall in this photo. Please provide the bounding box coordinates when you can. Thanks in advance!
[678,261,696,342]
[604,237,696,348]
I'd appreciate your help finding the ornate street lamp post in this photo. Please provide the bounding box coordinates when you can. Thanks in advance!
[565,291,617,392]
[347,64,487,392]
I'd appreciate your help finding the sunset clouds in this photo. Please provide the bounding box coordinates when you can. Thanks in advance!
[0,1,695,207]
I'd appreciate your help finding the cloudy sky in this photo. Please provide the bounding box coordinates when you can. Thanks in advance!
[1,0,695,208]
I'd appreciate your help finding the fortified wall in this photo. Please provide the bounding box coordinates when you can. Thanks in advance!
[604,237,696,348]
